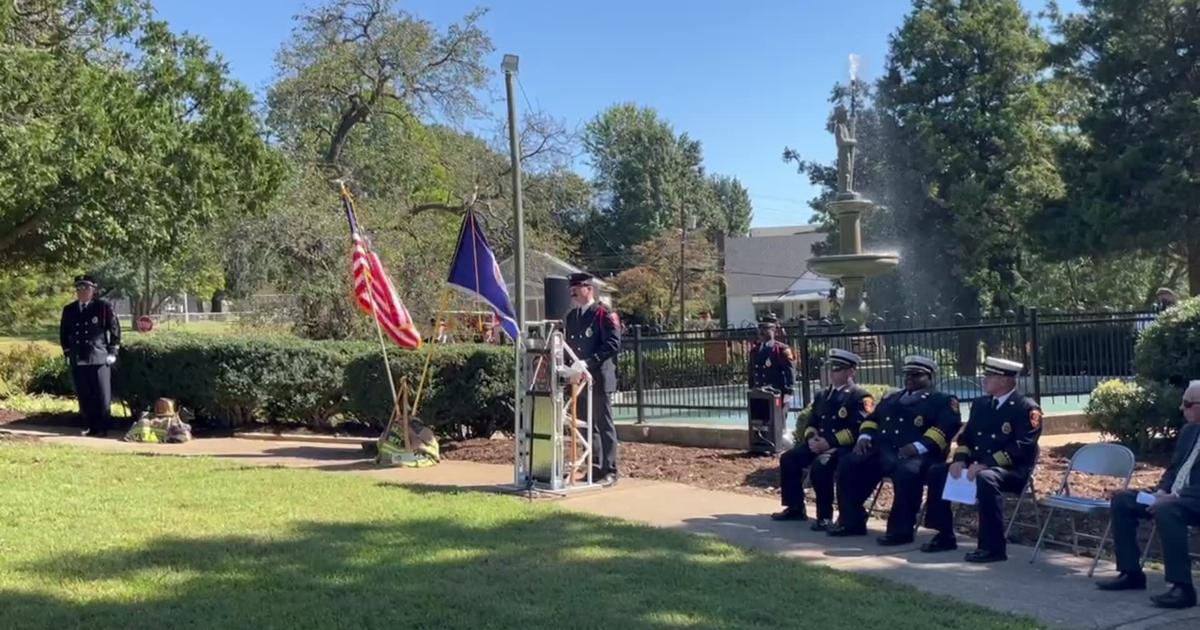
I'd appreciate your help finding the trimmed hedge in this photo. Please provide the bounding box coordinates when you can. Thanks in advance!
[99,333,513,435]
[0,343,72,398]
[344,344,513,437]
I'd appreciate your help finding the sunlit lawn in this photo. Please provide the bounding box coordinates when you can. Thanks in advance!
[0,443,1046,630]
[0,319,287,351]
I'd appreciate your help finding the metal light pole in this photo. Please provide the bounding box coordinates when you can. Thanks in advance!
[679,205,686,330]
[502,54,525,471]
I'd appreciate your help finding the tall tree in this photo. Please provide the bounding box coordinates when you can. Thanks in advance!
[875,0,1061,318]
[1031,0,1200,295]
[581,103,709,273]
[706,175,753,239]
[611,227,718,327]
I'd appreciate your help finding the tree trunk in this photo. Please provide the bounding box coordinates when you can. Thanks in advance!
[1188,217,1200,297]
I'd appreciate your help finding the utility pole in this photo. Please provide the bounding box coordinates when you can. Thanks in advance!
[679,204,686,331]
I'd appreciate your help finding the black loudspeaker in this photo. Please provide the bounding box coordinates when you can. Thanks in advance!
[543,275,572,321]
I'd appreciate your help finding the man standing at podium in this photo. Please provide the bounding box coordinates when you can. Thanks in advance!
[564,272,622,486]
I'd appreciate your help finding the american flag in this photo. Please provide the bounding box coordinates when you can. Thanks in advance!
[341,187,421,350]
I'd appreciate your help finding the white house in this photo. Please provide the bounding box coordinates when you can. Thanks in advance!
[723,225,836,327]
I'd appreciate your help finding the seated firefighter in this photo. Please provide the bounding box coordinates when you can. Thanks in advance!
[1096,380,1200,610]
[829,355,962,544]
[921,357,1042,563]
[123,398,193,443]
[772,349,875,531]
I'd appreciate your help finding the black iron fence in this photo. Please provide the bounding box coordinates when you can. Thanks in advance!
[615,309,1158,424]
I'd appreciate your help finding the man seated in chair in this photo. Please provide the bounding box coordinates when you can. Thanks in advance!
[1097,380,1200,610]
[828,355,962,544]
[772,349,874,531]
[920,357,1041,563]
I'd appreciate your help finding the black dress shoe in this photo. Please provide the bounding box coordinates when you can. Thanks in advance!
[599,473,618,487]
[826,524,867,537]
[1096,572,1147,591]
[1150,583,1197,609]
[964,549,1007,563]
[877,534,915,546]
[920,534,958,553]
[770,507,807,522]
[810,518,833,532]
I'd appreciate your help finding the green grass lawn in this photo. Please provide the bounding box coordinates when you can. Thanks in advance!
[0,319,290,351]
[0,444,1045,630]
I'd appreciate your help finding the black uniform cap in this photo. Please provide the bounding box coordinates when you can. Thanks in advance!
[568,272,594,287]
[757,313,779,326]
[74,275,98,289]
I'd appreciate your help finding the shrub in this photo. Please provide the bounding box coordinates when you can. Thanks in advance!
[1086,379,1183,452]
[791,383,895,445]
[0,343,71,398]
[1135,297,1200,387]
[343,344,513,437]
[114,333,374,429]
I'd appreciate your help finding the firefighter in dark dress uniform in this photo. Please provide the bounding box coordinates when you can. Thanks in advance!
[772,349,875,531]
[59,275,121,437]
[747,313,794,402]
[921,357,1042,562]
[563,272,622,486]
[828,355,963,544]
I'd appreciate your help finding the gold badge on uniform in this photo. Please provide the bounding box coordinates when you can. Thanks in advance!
[1002,422,1012,435]
[765,358,772,367]
[838,407,848,419]
[92,316,99,324]
[914,415,924,427]
[585,328,593,338]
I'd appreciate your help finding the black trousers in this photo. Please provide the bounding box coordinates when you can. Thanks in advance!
[582,383,618,476]
[72,364,112,433]
[836,442,940,536]
[779,446,846,520]
[1111,489,1200,585]
[924,463,1027,553]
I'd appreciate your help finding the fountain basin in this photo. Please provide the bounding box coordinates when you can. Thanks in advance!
[807,253,899,279]
[826,197,878,218]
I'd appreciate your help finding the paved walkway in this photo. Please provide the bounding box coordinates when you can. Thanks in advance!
[5,427,1197,630]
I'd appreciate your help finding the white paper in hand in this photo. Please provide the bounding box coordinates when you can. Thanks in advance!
[942,471,977,505]
[1136,491,1158,507]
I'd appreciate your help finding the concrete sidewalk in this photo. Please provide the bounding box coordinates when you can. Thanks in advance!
[6,427,1197,630]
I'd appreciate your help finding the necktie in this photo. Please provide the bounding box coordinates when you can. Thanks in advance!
[992,398,1000,410]
[1170,433,1200,495]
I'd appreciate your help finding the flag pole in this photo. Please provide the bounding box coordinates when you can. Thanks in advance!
[340,182,402,433]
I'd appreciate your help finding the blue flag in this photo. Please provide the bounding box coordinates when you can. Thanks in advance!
[447,211,520,341]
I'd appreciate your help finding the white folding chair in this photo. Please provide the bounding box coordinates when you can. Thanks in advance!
[1029,443,1136,577]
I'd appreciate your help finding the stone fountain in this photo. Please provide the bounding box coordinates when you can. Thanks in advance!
[806,103,898,331]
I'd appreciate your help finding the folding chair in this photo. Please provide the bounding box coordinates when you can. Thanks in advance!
[1029,443,1136,577]
[1139,522,1200,568]
[866,477,925,535]
[1005,464,1042,540]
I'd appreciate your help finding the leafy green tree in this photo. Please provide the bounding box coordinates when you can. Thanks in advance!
[0,1,282,268]
[874,0,1061,318]
[1031,0,1200,295]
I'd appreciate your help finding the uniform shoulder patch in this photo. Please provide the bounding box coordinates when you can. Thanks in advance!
[949,397,960,414]
[862,396,876,415]
[607,311,620,328]
[782,346,795,362]
[1029,408,1042,430]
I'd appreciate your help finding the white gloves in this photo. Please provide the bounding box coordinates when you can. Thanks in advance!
[105,354,116,366]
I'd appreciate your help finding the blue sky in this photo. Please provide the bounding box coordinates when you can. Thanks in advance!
[152,0,1073,228]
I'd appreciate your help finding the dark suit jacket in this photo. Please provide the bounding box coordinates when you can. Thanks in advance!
[1156,422,1200,509]
[59,299,121,365]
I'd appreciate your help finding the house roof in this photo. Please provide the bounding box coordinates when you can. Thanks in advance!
[497,251,614,293]
[724,231,829,297]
